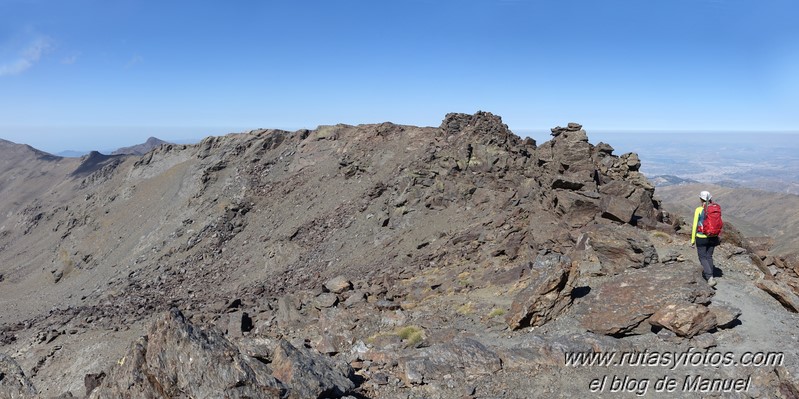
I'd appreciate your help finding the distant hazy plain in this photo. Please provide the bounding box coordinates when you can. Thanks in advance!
[519,130,799,194]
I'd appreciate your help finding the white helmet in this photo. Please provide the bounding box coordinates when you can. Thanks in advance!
[699,190,712,202]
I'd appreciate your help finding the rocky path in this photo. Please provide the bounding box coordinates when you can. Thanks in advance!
[712,247,799,358]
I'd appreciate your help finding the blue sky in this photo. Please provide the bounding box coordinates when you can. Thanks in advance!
[1,0,797,153]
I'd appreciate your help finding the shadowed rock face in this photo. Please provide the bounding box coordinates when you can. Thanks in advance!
[89,308,287,398]
[576,223,659,277]
[505,252,577,330]
[270,339,355,399]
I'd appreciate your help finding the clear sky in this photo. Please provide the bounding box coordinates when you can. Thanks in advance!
[1,0,797,153]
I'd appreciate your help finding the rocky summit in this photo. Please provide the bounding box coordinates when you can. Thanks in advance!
[0,112,798,398]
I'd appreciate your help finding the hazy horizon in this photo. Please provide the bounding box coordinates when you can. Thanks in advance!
[3,126,799,156]
[2,0,797,149]
[0,123,799,154]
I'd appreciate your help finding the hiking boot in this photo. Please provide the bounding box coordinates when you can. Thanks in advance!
[708,277,717,287]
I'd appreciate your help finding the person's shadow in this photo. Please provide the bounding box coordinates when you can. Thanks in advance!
[713,265,725,278]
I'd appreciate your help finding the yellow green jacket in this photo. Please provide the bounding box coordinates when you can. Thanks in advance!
[691,206,708,245]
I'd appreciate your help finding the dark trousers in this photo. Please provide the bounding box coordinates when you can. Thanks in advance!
[696,236,720,280]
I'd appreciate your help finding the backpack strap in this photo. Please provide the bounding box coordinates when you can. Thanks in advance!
[698,202,707,234]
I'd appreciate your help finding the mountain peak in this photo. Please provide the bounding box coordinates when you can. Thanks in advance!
[111,137,171,156]
[0,138,61,161]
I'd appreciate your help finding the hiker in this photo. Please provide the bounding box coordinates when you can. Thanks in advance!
[691,190,722,287]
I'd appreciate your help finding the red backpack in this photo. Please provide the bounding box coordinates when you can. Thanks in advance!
[699,203,723,237]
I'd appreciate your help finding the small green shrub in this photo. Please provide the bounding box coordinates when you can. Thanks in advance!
[651,231,673,243]
[396,326,424,347]
[457,302,475,315]
[457,271,473,288]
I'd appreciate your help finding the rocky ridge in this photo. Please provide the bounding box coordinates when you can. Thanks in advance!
[0,113,797,398]
[110,137,171,156]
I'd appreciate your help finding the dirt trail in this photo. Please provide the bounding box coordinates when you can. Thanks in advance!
[712,250,799,356]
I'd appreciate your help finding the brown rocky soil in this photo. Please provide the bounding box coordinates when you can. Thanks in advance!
[1,114,797,398]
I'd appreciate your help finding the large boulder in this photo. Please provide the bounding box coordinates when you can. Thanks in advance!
[324,276,352,294]
[270,340,355,399]
[600,195,638,224]
[576,223,658,276]
[89,308,286,399]
[757,279,799,313]
[597,166,660,228]
[708,301,743,329]
[576,263,715,336]
[276,294,303,329]
[399,338,502,386]
[498,332,635,369]
[554,191,601,228]
[648,302,718,338]
[506,252,577,330]
[782,252,799,275]
[629,187,660,228]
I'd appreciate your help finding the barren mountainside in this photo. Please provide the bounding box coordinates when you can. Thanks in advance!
[657,183,799,256]
[1,114,798,398]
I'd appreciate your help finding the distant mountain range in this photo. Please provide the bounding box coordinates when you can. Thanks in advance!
[55,137,200,157]
[111,136,170,155]
[648,174,699,187]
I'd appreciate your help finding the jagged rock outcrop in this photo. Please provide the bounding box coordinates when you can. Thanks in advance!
[536,122,665,231]
[505,252,577,330]
[89,308,286,398]
[88,308,357,399]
